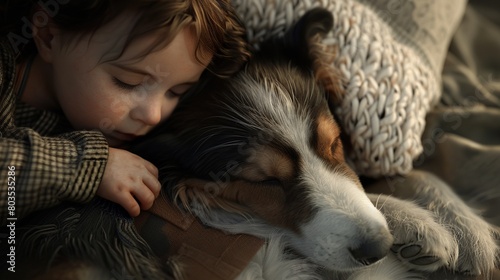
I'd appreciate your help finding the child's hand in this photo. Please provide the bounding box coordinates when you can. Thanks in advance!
[98,147,161,217]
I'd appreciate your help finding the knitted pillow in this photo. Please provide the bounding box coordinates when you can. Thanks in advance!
[231,0,466,177]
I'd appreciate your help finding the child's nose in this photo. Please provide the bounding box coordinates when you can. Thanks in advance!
[130,101,162,126]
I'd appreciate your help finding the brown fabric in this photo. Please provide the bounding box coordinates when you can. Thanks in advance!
[135,197,265,280]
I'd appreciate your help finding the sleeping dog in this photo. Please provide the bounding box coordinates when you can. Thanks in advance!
[132,8,499,280]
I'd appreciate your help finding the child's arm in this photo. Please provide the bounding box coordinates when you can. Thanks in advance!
[0,128,109,224]
[0,130,161,224]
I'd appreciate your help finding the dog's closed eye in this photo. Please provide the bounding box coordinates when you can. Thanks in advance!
[257,177,281,185]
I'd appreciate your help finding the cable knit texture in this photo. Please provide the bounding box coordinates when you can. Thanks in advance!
[231,0,466,177]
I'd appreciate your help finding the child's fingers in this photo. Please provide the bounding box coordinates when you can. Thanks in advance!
[115,192,141,217]
[133,186,156,211]
[143,174,162,197]
[142,159,159,178]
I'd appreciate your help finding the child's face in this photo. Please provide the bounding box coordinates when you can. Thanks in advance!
[43,15,210,147]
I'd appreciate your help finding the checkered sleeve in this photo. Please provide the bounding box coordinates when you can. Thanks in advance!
[0,129,109,224]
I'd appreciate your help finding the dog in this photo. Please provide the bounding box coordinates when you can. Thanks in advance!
[132,8,499,280]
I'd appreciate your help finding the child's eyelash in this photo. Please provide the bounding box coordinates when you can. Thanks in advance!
[112,76,187,97]
[112,77,139,90]
[168,90,184,97]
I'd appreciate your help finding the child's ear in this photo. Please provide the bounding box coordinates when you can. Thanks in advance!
[31,10,60,63]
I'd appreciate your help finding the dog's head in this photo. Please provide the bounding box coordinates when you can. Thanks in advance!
[133,8,392,271]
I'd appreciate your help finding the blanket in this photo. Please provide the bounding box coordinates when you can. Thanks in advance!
[366,1,500,278]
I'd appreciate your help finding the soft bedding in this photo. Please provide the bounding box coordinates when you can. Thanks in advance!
[367,0,500,278]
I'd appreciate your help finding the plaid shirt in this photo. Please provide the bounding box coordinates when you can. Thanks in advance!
[0,40,109,225]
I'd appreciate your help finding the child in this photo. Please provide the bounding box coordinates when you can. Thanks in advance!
[0,0,250,223]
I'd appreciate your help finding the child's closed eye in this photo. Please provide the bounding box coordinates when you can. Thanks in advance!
[167,84,194,98]
[112,77,141,91]
[167,90,186,98]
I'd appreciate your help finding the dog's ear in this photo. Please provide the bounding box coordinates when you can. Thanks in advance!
[259,8,332,68]
[282,8,334,71]
[259,8,344,105]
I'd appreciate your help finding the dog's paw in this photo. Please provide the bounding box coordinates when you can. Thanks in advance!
[446,213,499,276]
[390,219,458,272]
[378,198,459,272]
[391,243,442,267]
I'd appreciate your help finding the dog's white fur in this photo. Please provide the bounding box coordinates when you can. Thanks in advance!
[237,235,424,280]
[236,236,320,280]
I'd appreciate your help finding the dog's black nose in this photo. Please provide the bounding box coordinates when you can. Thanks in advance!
[349,238,391,266]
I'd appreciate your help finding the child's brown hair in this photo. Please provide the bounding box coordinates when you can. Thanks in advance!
[1,0,250,77]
